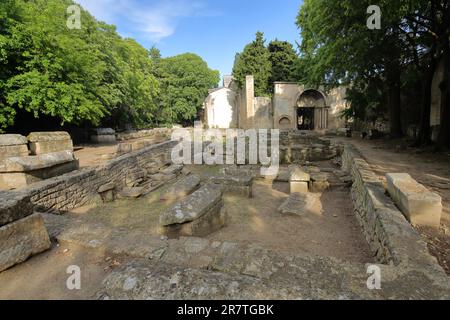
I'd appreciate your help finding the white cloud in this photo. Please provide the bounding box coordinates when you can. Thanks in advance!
[75,0,216,41]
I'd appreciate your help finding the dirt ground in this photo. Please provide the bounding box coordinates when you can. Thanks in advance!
[188,164,373,262]
[0,243,112,300]
[341,137,450,275]
[0,163,373,299]
[74,144,118,168]
[64,163,373,263]
[209,180,373,263]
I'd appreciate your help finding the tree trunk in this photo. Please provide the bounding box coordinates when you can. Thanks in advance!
[437,46,450,149]
[416,56,436,146]
[387,68,402,137]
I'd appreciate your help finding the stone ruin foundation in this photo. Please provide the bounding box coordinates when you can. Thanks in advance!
[0,132,79,190]
[0,131,449,299]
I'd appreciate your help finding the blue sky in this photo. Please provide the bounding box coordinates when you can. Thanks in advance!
[75,0,304,80]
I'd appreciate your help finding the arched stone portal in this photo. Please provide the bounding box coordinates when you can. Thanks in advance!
[296,90,329,130]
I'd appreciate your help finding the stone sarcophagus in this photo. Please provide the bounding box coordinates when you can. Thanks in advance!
[209,175,253,198]
[0,134,29,161]
[159,184,226,238]
[90,128,116,144]
[0,132,79,190]
[28,131,73,155]
[0,191,51,272]
[290,167,310,194]
[0,150,79,190]
[386,173,442,229]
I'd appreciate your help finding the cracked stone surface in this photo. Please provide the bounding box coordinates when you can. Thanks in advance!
[278,193,319,216]
[160,175,200,201]
[159,184,223,226]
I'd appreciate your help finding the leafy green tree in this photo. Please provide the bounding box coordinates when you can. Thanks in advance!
[297,0,450,147]
[156,53,219,126]
[296,0,429,137]
[1,0,108,129]
[232,32,272,96]
[0,0,160,131]
[268,40,299,84]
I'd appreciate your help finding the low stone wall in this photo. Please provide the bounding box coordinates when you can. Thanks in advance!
[0,140,177,272]
[1,140,176,213]
[342,144,445,274]
[116,128,172,142]
[279,131,343,164]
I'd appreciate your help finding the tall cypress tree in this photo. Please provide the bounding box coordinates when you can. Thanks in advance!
[232,31,272,96]
[268,40,299,85]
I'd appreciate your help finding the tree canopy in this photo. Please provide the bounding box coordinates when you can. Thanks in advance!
[268,40,299,84]
[232,32,272,96]
[0,0,218,132]
[232,32,299,96]
[153,52,220,126]
[296,0,450,147]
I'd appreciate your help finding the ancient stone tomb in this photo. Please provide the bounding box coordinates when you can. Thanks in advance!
[0,132,78,190]
[386,173,442,228]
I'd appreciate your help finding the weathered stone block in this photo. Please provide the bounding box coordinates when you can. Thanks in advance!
[290,167,310,182]
[117,187,145,199]
[160,184,223,226]
[0,134,29,161]
[28,132,73,155]
[98,183,116,202]
[125,170,145,187]
[209,175,253,197]
[278,193,317,216]
[310,181,330,193]
[151,173,176,182]
[90,128,116,144]
[0,191,33,227]
[0,145,29,161]
[0,214,51,272]
[160,184,224,237]
[160,175,201,201]
[386,173,442,228]
[0,151,79,189]
[162,205,226,238]
[98,182,115,193]
[91,135,117,144]
[275,167,291,182]
[0,134,28,146]
[310,173,330,193]
[290,181,309,194]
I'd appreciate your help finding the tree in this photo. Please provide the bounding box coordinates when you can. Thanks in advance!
[0,0,160,132]
[232,32,272,96]
[296,0,416,137]
[268,40,299,84]
[156,53,219,126]
[296,0,450,147]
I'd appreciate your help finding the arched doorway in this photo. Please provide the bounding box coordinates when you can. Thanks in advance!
[296,90,328,130]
